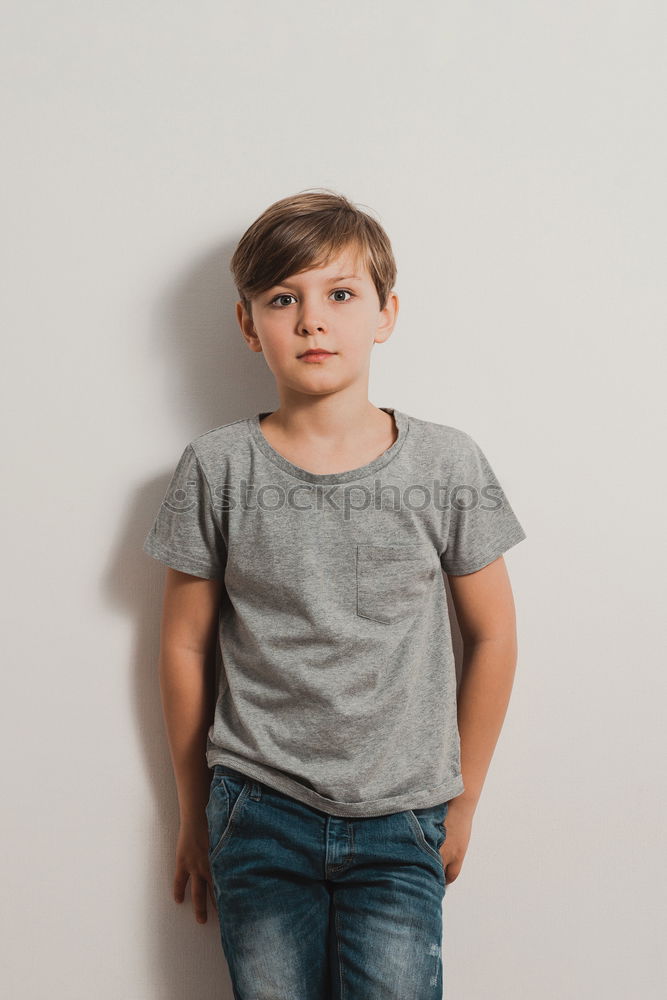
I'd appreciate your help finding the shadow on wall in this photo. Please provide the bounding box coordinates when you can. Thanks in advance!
[113,238,275,999]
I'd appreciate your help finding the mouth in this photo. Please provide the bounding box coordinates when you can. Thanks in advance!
[298,350,337,360]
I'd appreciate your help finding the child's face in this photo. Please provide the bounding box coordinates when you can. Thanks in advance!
[237,249,398,399]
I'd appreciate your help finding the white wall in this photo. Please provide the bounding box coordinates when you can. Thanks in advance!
[2,2,665,997]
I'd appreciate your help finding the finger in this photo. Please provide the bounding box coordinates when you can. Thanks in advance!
[173,867,189,903]
[192,874,208,924]
[207,876,218,914]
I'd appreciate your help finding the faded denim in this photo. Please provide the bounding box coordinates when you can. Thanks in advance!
[207,764,450,999]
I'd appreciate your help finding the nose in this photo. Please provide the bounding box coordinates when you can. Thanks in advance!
[296,296,327,336]
[299,316,326,336]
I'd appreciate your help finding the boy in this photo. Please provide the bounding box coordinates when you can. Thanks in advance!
[143,189,527,999]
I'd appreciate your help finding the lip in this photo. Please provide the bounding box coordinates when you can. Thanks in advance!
[298,350,336,360]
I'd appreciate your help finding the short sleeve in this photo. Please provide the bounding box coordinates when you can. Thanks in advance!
[439,433,527,576]
[142,443,227,579]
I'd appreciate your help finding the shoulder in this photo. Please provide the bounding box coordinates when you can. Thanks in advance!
[403,410,479,462]
[165,416,254,496]
[184,415,254,468]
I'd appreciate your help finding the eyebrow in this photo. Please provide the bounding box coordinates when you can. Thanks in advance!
[273,274,363,289]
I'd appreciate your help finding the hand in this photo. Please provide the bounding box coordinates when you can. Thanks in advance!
[439,796,476,886]
[173,815,217,924]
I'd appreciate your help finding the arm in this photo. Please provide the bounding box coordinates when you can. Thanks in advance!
[158,567,223,922]
[158,568,222,819]
[442,555,519,882]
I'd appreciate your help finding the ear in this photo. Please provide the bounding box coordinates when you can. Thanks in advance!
[236,301,263,353]
[374,290,399,344]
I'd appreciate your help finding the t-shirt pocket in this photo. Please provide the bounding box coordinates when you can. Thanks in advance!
[356,542,438,625]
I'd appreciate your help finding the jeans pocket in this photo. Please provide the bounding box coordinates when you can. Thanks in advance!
[356,543,438,624]
[405,802,448,865]
[206,768,251,864]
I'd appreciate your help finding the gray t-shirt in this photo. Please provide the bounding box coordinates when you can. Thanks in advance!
[143,407,527,817]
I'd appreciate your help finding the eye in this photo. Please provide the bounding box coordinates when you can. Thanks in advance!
[269,293,297,308]
[268,289,355,308]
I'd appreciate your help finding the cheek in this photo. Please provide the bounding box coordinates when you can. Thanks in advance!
[337,316,376,350]
[256,329,293,362]
[346,331,378,360]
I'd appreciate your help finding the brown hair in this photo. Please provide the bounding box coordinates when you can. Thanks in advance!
[229,188,397,319]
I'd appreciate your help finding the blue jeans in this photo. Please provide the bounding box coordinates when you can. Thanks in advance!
[206,764,449,999]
